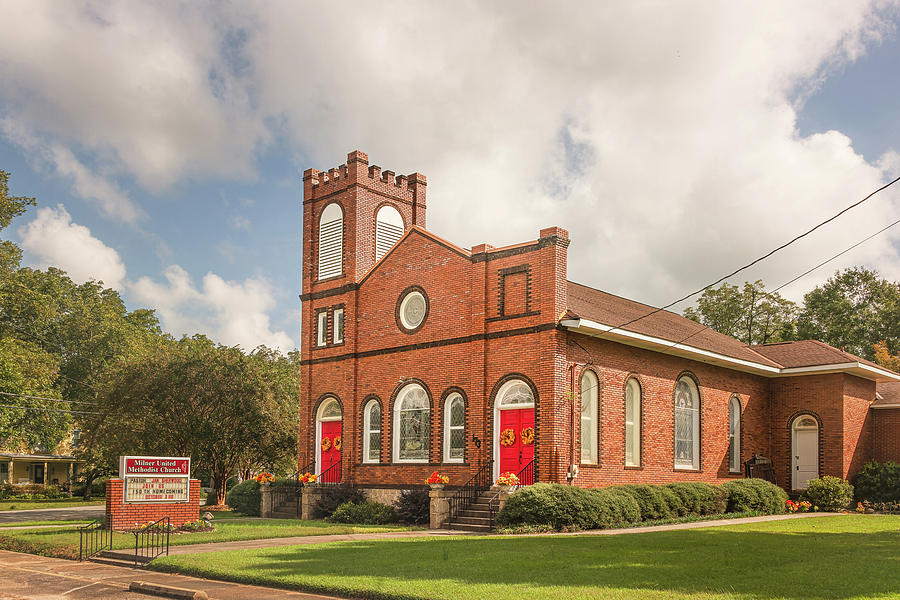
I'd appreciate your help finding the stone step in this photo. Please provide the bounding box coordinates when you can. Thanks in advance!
[451,515,493,526]
[270,510,299,519]
[445,521,493,532]
[96,549,157,566]
[89,556,144,569]
[457,510,493,520]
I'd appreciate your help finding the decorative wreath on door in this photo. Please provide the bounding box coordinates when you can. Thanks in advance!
[321,437,332,451]
[520,427,535,446]
[333,435,342,451]
[499,428,516,446]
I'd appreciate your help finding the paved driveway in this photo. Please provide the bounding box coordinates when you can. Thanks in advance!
[0,505,105,524]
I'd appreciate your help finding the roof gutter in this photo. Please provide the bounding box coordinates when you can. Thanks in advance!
[561,318,900,382]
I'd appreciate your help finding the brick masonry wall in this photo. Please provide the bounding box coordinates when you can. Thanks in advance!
[842,374,874,481]
[873,407,900,463]
[105,479,201,530]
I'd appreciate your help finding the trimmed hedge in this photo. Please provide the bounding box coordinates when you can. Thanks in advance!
[802,476,853,512]
[719,478,787,514]
[0,483,66,500]
[224,480,260,516]
[497,479,782,532]
[328,500,396,524]
[854,461,900,502]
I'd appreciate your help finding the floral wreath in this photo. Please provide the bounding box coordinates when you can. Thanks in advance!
[333,435,342,451]
[520,427,535,446]
[321,436,332,451]
[499,428,516,446]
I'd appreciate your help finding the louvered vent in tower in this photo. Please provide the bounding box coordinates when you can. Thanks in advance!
[318,203,343,279]
[375,205,404,262]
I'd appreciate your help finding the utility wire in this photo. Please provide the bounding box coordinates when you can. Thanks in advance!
[603,174,900,335]
[0,403,99,415]
[0,391,96,405]
[657,213,900,355]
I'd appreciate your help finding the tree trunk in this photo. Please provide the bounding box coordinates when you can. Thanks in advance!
[82,474,94,500]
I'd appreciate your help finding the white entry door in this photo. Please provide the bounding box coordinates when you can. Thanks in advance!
[792,415,818,490]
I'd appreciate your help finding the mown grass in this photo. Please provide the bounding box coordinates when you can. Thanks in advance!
[0,520,92,528]
[0,497,104,511]
[0,518,414,560]
[151,515,900,600]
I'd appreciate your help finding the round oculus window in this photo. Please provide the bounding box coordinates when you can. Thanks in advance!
[398,290,427,331]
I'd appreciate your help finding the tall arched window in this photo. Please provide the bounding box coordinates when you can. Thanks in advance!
[444,393,465,463]
[363,399,381,463]
[625,378,641,467]
[674,376,700,470]
[580,371,598,464]
[728,396,741,473]
[318,203,343,279]
[393,383,430,462]
[375,205,404,261]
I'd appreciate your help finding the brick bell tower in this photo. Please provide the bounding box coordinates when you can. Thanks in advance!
[298,151,427,472]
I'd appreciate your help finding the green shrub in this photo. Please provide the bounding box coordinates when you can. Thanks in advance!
[328,500,396,524]
[0,483,65,500]
[495,483,640,531]
[606,484,674,520]
[854,461,900,502]
[395,488,430,525]
[719,478,787,514]
[311,485,366,519]
[666,482,727,515]
[225,480,260,516]
[802,476,853,511]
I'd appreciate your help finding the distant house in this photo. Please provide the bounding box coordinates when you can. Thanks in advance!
[1,429,84,488]
[298,150,900,498]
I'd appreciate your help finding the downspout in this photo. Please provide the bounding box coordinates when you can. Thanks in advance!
[569,362,577,483]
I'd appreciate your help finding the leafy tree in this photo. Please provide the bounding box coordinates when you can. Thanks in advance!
[0,170,35,275]
[796,268,900,360]
[85,336,299,505]
[873,340,900,372]
[683,280,796,345]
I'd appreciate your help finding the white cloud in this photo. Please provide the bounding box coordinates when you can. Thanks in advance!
[130,265,296,353]
[18,205,127,290]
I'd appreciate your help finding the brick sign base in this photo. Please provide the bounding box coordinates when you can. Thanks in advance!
[105,478,201,530]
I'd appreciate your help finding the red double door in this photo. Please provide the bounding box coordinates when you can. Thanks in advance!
[499,408,534,484]
[319,420,342,483]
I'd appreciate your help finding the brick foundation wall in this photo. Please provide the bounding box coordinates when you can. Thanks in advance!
[105,479,201,530]
[873,407,900,463]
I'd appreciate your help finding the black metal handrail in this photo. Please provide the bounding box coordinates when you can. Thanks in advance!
[515,459,535,487]
[134,516,170,566]
[319,458,342,484]
[448,460,493,523]
[487,490,502,529]
[272,472,300,516]
[78,517,112,561]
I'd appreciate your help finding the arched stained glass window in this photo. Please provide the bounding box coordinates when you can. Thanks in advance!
[394,384,430,462]
[580,371,598,464]
[729,396,741,473]
[625,378,641,467]
[444,393,465,462]
[674,377,700,470]
[363,400,381,463]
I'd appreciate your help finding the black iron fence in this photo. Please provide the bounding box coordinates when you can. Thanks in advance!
[448,460,493,523]
[133,516,170,566]
[78,517,112,561]
[319,458,342,484]
[272,472,300,516]
[516,459,535,487]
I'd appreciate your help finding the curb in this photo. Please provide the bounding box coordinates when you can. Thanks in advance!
[129,580,209,599]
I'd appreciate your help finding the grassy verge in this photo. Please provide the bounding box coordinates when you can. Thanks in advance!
[0,498,104,511]
[150,515,898,600]
[0,518,416,560]
[0,520,92,528]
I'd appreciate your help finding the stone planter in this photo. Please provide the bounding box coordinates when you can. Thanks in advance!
[429,484,445,490]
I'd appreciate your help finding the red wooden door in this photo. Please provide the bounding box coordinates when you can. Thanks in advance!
[499,408,534,482]
[320,420,342,483]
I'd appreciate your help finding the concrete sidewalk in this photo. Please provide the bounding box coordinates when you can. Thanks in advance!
[0,550,338,600]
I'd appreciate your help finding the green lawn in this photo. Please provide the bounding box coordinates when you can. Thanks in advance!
[0,518,415,560]
[0,520,92,528]
[0,497,104,511]
[150,515,900,600]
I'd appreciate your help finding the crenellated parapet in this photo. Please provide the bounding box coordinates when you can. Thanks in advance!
[303,150,426,207]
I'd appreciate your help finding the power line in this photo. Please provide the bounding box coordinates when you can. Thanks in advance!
[605,174,900,335]
[0,391,96,405]
[0,403,99,415]
[657,213,900,354]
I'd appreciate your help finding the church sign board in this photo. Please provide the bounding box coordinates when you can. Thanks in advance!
[119,456,191,503]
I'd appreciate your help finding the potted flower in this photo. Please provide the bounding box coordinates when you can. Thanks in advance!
[497,472,519,490]
[425,471,450,489]
[255,472,275,485]
[299,472,318,486]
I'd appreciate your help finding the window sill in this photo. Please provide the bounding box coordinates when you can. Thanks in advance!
[392,460,430,464]
[673,467,701,472]
[623,465,643,470]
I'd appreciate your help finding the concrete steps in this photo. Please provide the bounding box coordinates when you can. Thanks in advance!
[445,491,499,532]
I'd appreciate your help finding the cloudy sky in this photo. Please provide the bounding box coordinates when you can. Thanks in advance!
[1,1,899,353]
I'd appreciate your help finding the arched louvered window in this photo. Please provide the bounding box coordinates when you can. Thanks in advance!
[375,205,404,261]
[318,203,343,279]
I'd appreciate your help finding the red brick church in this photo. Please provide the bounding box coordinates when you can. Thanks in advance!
[298,150,900,497]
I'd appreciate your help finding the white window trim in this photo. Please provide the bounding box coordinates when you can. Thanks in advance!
[333,308,344,344]
[625,378,641,467]
[729,396,741,473]
[316,311,328,347]
[393,383,430,463]
[674,377,701,471]
[362,399,380,464]
[580,371,598,465]
[444,393,465,463]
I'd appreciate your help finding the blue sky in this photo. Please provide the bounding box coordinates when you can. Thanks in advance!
[1,2,899,353]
